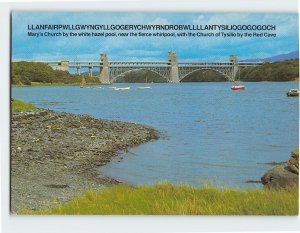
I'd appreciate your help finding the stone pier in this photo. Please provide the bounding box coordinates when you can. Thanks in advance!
[229,55,239,81]
[88,66,93,77]
[168,52,180,83]
[99,54,110,84]
[76,66,81,75]
[56,61,69,71]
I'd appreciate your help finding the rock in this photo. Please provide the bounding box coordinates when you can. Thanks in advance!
[261,149,299,189]
[261,166,298,189]
[287,149,299,174]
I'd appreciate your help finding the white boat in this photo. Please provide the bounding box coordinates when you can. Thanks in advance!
[137,86,151,89]
[114,87,130,90]
[287,89,299,97]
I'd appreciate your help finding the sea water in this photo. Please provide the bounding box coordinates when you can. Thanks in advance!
[12,82,299,188]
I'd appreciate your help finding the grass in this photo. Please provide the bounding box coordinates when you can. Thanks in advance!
[12,99,37,112]
[22,184,299,215]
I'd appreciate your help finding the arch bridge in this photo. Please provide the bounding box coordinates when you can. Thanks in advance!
[42,52,262,83]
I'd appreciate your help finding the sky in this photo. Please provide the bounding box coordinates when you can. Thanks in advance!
[12,12,298,62]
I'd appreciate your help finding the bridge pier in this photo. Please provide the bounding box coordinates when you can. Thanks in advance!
[99,54,110,84]
[168,52,179,83]
[88,66,93,77]
[229,55,239,81]
[76,66,81,75]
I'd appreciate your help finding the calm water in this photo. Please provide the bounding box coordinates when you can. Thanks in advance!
[12,82,299,188]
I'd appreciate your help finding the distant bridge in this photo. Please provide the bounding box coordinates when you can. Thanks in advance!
[39,52,262,83]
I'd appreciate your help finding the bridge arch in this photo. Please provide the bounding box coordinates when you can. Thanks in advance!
[179,67,231,82]
[110,68,169,83]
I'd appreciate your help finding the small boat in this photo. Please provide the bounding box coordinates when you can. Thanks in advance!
[231,69,245,91]
[114,87,130,91]
[137,86,151,89]
[231,85,245,91]
[108,87,117,89]
[287,89,299,97]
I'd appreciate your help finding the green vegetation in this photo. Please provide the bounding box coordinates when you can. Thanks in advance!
[115,69,226,82]
[114,70,166,83]
[240,59,299,82]
[12,62,99,86]
[23,184,298,215]
[181,70,226,82]
[12,99,37,112]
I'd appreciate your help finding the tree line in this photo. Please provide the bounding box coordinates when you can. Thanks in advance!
[239,59,299,82]
[11,62,99,85]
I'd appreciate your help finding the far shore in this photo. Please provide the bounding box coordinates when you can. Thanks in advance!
[11,107,159,213]
[12,82,101,87]
[12,78,300,88]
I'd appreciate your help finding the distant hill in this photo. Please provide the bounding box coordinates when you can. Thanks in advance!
[12,62,99,85]
[242,50,299,62]
[239,59,299,82]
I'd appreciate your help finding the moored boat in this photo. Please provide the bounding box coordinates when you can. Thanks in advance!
[114,87,130,90]
[137,86,151,89]
[231,85,245,91]
[287,89,299,97]
[231,69,245,91]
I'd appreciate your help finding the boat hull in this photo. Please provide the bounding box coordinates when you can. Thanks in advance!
[114,87,130,90]
[287,92,299,97]
[231,86,245,91]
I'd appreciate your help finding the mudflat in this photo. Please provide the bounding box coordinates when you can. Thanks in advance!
[11,110,159,213]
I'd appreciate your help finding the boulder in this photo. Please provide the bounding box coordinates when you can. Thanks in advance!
[261,166,298,189]
[287,149,299,174]
[261,149,299,189]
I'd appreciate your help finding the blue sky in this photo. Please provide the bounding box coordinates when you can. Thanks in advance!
[12,12,298,62]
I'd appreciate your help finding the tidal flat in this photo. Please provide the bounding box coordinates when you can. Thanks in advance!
[11,109,159,213]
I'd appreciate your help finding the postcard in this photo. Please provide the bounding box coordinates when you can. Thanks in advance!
[10,11,299,216]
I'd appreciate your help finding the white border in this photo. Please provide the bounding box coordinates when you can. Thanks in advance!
[0,0,299,12]
[1,1,299,233]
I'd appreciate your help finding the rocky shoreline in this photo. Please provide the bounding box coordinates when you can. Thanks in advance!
[11,110,159,213]
[261,149,299,189]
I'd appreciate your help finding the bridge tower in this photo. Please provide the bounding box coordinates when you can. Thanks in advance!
[88,63,93,77]
[57,61,69,72]
[99,54,110,84]
[229,55,239,81]
[168,52,179,83]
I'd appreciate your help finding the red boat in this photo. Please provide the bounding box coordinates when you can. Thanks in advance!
[231,85,245,91]
[231,69,245,90]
